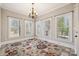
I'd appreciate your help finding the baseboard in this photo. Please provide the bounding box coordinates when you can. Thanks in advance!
[0,37,34,45]
[0,36,74,49]
[36,36,74,49]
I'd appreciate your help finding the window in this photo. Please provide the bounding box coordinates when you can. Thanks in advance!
[25,20,33,37]
[43,20,50,36]
[36,18,51,38]
[8,17,20,38]
[57,16,69,39]
[36,21,42,36]
[55,12,73,42]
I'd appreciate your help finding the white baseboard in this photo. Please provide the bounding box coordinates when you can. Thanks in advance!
[0,36,74,49]
[0,37,33,45]
[36,36,74,49]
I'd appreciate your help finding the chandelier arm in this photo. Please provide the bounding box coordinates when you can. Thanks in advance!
[28,3,38,19]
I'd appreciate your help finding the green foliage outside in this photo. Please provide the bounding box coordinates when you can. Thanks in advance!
[57,16,69,36]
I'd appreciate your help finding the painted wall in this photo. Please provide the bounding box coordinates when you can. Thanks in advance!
[36,4,75,49]
[0,7,1,43]
[0,3,79,55]
[74,4,79,55]
[36,3,79,55]
[1,8,33,44]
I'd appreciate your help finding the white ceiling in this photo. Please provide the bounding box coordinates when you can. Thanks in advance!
[0,3,69,16]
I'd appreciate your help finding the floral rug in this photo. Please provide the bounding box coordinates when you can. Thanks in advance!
[0,39,75,56]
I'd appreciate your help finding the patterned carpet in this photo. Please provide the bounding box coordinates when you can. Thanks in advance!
[0,39,75,56]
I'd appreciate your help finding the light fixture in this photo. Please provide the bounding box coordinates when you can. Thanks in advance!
[28,3,38,19]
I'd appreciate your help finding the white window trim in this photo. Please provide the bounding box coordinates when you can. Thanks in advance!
[25,20,33,37]
[54,12,73,43]
[8,17,20,39]
[36,18,51,39]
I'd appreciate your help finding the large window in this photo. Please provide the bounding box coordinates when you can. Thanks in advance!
[43,20,50,36]
[57,16,69,39]
[25,20,33,37]
[36,18,51,38]
[8,17,20,38]
[36,21,42,37]
[55,12,73,42]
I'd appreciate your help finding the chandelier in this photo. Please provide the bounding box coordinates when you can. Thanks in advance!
[28,3,38,19]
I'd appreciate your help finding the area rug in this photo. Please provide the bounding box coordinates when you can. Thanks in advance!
[0,39,75,56]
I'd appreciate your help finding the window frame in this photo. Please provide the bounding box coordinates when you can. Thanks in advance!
[25,20,33,37]
[54,11,73,43]
[8,16,20,39]
[36,18,51,39]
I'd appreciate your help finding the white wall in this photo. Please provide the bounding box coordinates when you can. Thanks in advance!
[0,7,1,48]
[0,7,1,44]
[36,3,75,49]
[36,3,79,55]
[0,3,79,55]
[1,8,33,44]
[74,4,79,55]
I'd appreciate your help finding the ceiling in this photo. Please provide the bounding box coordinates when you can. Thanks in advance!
[0,3,69,16]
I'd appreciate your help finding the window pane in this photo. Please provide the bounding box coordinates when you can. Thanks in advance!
[44,20,50,36]
[25,21,33,37]
[8,17,20,38]
[57,15,69,39]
